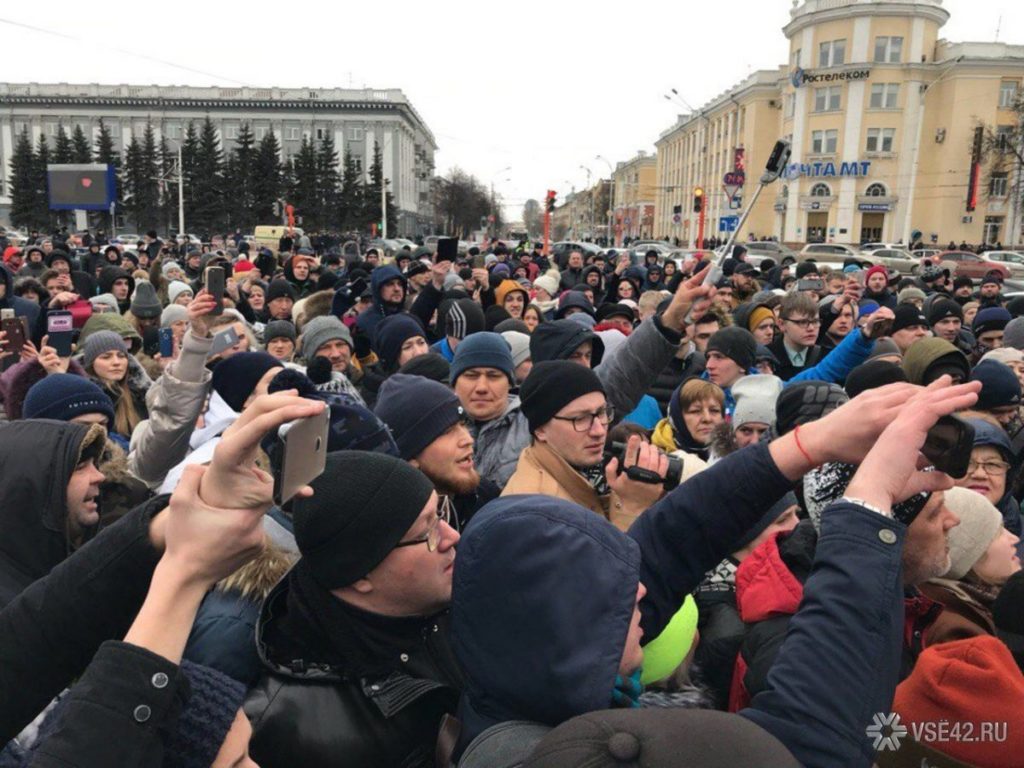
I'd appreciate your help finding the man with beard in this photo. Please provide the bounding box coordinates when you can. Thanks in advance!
[374,374,498,530]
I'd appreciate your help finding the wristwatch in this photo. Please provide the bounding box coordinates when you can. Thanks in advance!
[840,496,893,518]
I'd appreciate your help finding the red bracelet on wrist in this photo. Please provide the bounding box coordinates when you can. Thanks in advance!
[793,424,815,466]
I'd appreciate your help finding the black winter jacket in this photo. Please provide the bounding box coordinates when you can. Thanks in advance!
[647,349,706,415]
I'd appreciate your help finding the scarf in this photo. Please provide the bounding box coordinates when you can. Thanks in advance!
[664,382,712,461]
[700,557,740,594]
[959,571,1001,609]
[611,670,643,709]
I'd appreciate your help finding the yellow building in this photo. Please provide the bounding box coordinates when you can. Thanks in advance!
[654,0,1024,248]
[612,152,657,244]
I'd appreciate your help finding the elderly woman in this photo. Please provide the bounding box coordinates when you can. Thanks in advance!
[955,417,1022,539]
[652,378,725,462]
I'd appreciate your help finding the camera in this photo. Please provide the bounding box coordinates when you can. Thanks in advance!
[605,442,684,490]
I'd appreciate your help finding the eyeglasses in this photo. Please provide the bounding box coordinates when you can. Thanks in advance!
[782,317,821,329]
[393,495,453,552]
[967,459,1011,476]
[552,405,615,432]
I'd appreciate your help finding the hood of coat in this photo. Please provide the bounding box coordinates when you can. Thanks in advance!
[735,519,817,624]
[0,420,105,594]
[902,337,969,386]
[97,265,135,299]
[529,319,605,366]
[452,494,640,743]
[709,421,739,460]
[370,264,407,314]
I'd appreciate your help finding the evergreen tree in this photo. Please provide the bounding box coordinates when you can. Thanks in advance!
[226,123,257,230]
[8,127,43,230]
[71,124,92,164]
[158,136,177,234]
[190,117,225,234]
[316,134,342,229]
[362,141,398,235]
[94,119,122,230]
[54,125,74,165]
[34,135,55,232]
[252,130,284,224]
[339,149,364,231]
[122,125,161,232]
[288,137,319,229]
[179,122,200,228]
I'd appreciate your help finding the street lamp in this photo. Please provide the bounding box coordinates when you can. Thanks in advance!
[489,166,512,236]
[579,165,593,239]
[596,155,615,246]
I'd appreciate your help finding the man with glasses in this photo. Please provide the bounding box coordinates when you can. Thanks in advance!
[246,450,464,767]
[504,360,668,531]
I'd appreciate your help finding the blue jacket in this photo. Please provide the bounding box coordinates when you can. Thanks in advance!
[786,327,873,386]
[431,336,456,362]
[355,265,407,343]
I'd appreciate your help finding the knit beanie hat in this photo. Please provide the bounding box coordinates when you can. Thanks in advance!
[891,303,929,334]
[501,331,531,369]
[167,280,194,305]
[266,279,298,304]
[844,359,907,398]
[897,286,926,305]
[981,347,1024,367]
[375,373,465,460]
[928,298,963,326]
[293,451,434,587]
[484,304,512,331]
[705,327,758,371]
[130,281,162,319]
[971,359,1022,410]
[803,461,930,528]
[867,337,902,360]
[774,381,849,437]
[732,374,784,428]
[210,351,283,412]
[523,709,800,768]
[82,330,129,369]
[493,318,530,335]
[299,315,353,360]
[161,260,184,278]
[23,373,116,425]
[981,273,1003,288]
[519,360,605,434]
[892,635,1024,768]
[746,305,775,334]
[443,297,486,340]
[160,303,188,329]
[942,487,1004,580]
[864,264,889,285]
[373,313,426,372]
[973,306,1012,336]
[89,293,120,315]
[533,274,560,298]
[1005,317,1024,351]
[450,331,515,385]
[264,319,297,345]
[399,352,450,383]
[165,660,247,768]
[796,261,822,279]
[993,571,1024,673]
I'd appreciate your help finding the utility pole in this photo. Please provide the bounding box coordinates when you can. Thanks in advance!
[177,146,185,239]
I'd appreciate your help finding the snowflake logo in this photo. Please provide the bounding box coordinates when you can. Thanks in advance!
[866,712,908,752]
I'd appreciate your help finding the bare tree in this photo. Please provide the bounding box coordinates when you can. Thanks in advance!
[977,94,1024,245]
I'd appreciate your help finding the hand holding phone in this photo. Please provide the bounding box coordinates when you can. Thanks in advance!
[274,408,331,506]
[46,311,74,357]
[205,266,225,316]
[922,415,975,478]
[209,326,240,357]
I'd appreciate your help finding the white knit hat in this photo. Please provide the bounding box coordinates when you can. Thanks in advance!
[501,330,531,368]
[732,374,784,428]
[534,274,559,298]
[943,487,1005,580]
[167,280,194,305]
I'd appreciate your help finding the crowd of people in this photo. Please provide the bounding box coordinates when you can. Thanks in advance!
[1,229,1024,768]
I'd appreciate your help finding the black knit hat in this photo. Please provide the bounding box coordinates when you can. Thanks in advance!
[927,298,963,326]
[795,261,819,279]
[443,297,486,340]
[844,359,907,398]
[519,360,605,434]
[705,327,757,371]
[375,374,465,460]
[210,351,283,412]
[891,303,929,334]
[293,451,434,587]
[775,380,849,436]
[166,660,247,768]
[266,279,298,304]
[399,351,451,383]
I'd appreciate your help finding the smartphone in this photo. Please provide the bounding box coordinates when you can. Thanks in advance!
[797,278,825,293]
[853,270,866,288]
[922,415,975,478]
[436,237,458,263]
[472,252,487,269]
[209,326,240,357]
[46,310,74,357]
[1,316,28,357]
[205,266,225,316]
[0,309,13,321]
[274,408,331,506]
[159,327,174,358]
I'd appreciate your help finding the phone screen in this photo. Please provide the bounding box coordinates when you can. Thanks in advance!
[159,327,174,358]
[47,312,74,357]
[205,266,225,316]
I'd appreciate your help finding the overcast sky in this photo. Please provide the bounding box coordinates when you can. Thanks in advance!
[2,0,1020,222]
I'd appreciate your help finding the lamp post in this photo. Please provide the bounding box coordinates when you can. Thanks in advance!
[596,155,615,246]
[579,165,593,239]
[489,166,512,237]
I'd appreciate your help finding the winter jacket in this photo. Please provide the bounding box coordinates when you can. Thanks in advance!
[693,557,745,709]
[0,420,106,610]
[157,391,238,494]
[558,266,584,291]
[355,265,408,348]
[245,564,463,768]
[919,577,997,646]
[127,331,213,489]
[468,395,531,489]
[0,496,164,744]
[0,265,40,333]
[430,336,456,362]
[501,442,632,530]
[0,358,88,422]
[785,325,874,385]
[96,267,134,313]
[94,439,151,529]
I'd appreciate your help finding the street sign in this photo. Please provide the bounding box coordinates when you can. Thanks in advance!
[719,216,739,233]
[729,196,742,210]
[723,171,746,187]
[723,184,741,201]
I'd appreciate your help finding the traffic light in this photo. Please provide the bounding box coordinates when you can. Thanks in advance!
[693,187,704,213]
[546,190,557,213]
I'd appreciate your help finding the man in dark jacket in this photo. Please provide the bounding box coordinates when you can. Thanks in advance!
[245,451,463,768]
[450,378,979,767]
[47,249,97,298]
[356,264,408,348]
[0,264,41,331]
[97,265,135,314]
[0,420,106,608]
[283,250,318,299]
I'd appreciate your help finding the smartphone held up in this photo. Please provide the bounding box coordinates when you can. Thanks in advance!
[273,408,331,506]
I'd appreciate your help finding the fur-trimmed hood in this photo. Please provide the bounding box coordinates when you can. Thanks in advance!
[709,421,739,460]
[217,541,295,602]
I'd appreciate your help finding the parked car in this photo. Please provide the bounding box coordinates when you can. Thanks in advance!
[551,241,604,258]
[0,228,28,246]
[798,243,860,262]
[936,251,1018,280]
[981,250,1024,268]
[859,247,920,276]
[743,241,798,267]
[911,248,944,264]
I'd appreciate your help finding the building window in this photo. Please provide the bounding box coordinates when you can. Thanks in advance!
[46,122,59,137]
[225,125,239,140]
[870,83,900,109]
[165,124,181,139]
[810,183,832,197]
[984,216,1003,244]
[791,48,801,70]
[352,158,363,173]
[1000,81,1018,109]
[811,129,838,154]
[347,126,364,142]
[106,122,120,137]
[818,39,846,67]
[784,94,795,118]
[866,127,895,152]
[284,126,300,141]
[315,127,325,140]
[865,183,888,197]
[990,173,1009,197]
[996,126,1014,151]
[874,37,903,63]
[814,86,842,112]
[255,126,268,140]
[13,121,27,134]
